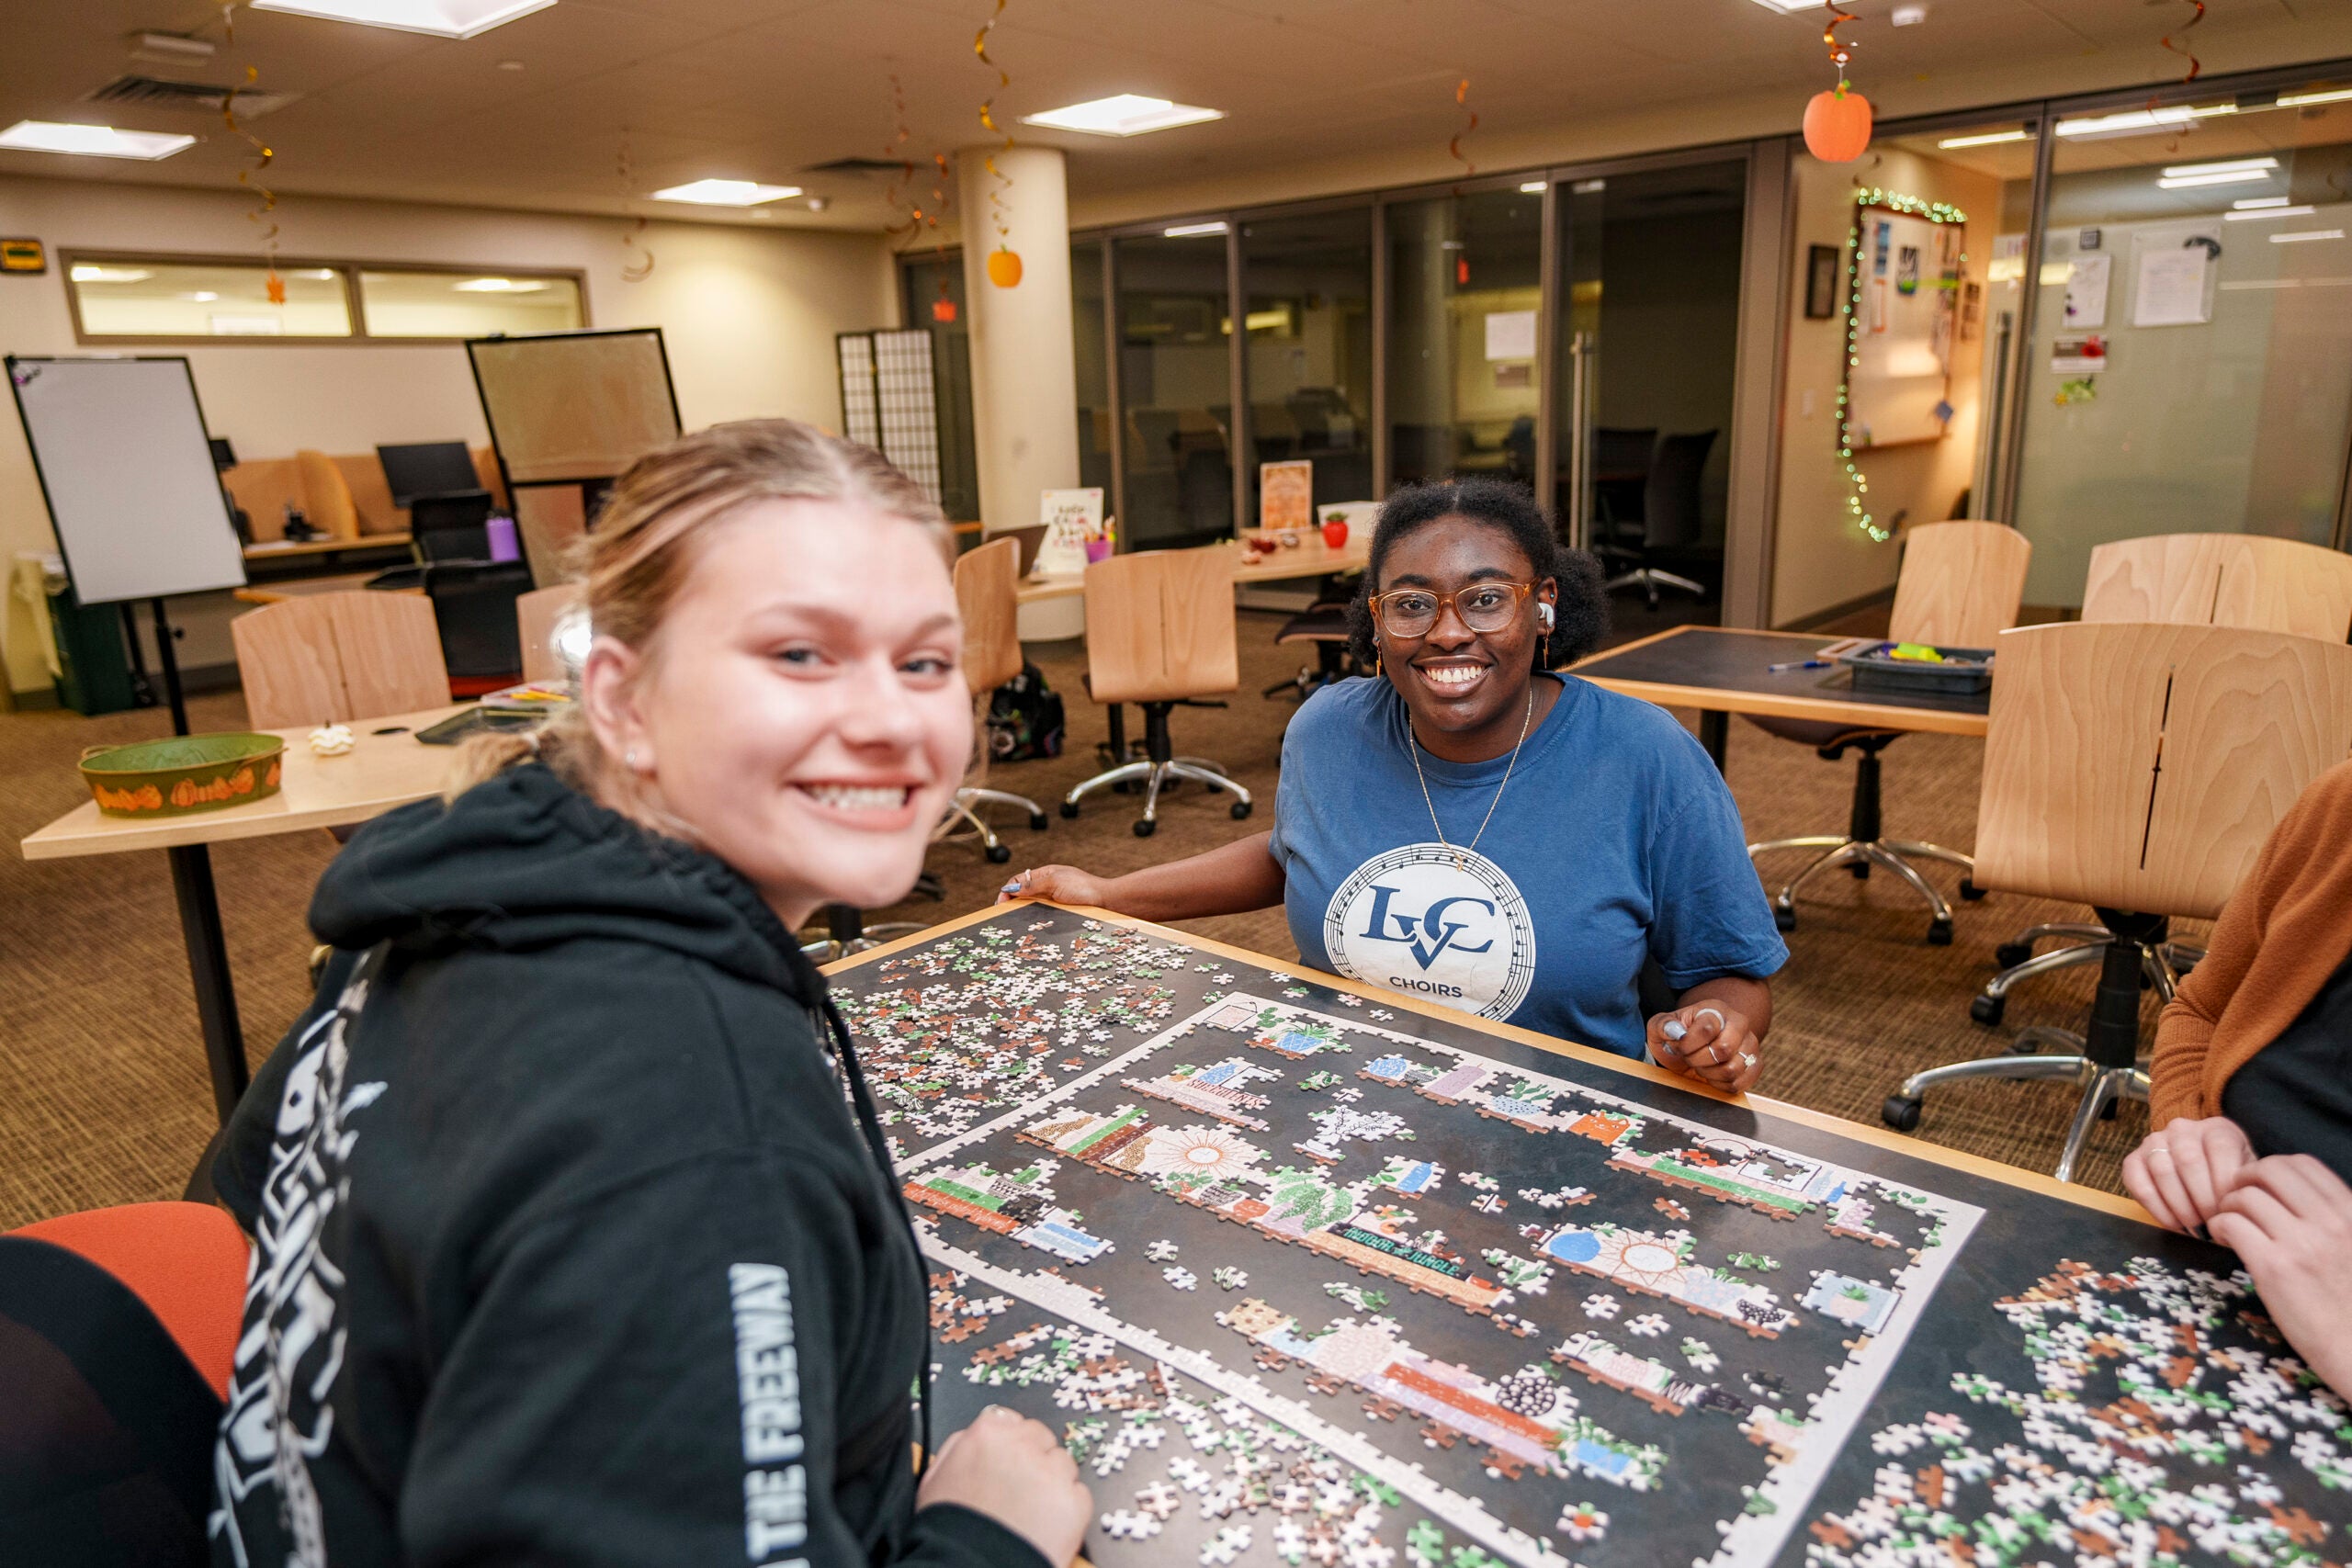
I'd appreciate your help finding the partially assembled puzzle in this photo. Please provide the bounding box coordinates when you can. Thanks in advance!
[834,908,2346,1568]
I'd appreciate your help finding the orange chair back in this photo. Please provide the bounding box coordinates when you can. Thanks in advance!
[14,1201,250,1397]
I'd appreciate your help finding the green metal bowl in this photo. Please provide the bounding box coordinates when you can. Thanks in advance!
[80,732,286,818]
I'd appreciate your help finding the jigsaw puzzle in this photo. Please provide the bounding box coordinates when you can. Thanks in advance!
[835,908,2326,1568]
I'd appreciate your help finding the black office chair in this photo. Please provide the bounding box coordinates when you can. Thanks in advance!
[1604,430,1714,607]
[1586,426,1657,554]
[410,490,496,563]
[423,560,533,681]
[1263,573,1367,703]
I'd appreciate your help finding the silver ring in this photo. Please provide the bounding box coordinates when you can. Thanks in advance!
[1738,1052,1756,1070]
[2146,1146,2173,1160]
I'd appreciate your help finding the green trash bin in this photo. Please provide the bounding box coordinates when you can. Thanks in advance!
[47,578,138,716]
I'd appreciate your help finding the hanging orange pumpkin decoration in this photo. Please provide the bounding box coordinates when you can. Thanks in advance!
[986,247,1023,288]
[1804,2,1872,164]
[1805,85,1873,162]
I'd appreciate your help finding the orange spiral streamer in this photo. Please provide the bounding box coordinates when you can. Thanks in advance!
[1823,0,1859,84]
[974,0,1015,251]
[2161,0,2205,85]
[1448,77,1478,192]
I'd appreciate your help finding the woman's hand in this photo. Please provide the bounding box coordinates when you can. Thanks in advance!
[1645,1002,1763,1094]
[2121,1116,2256,1235]
[2209,1155,2352,1396]
[917,1404,1092,1566]
[996,865,1109,908]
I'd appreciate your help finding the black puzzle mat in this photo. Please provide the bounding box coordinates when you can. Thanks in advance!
[831,907,2347,1568]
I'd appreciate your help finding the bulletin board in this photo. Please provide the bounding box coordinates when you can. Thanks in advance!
[1844,206,1962,449]
[465,328,682,486]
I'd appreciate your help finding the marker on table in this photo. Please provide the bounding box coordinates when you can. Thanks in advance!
[1767,658,1834,673]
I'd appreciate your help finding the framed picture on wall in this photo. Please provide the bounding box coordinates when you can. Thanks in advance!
[1805,244,1839,320]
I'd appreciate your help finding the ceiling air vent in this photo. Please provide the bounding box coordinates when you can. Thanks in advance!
[803,156,912,175]
[87,75,300,118]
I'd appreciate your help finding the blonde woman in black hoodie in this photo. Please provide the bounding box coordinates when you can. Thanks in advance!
[210,421,1090,1568]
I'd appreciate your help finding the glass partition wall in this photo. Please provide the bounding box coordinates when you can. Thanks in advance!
[1240,209,1375,522]
[2012,77,2352,605]
[1115,227,1238,549]
[1385,187,1545,492]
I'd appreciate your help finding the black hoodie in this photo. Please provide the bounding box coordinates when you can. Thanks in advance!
[209,763,1041,1568]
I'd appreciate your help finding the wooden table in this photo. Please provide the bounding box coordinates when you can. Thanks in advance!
[21,704,468,1121]
[233,571,426,605]
[1015,530,1371,605]
[1574,624,1991,772]
[243,532,413,564]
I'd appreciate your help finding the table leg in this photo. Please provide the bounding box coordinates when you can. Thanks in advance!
[167,843,249,1124]
[1699,709,1730,775]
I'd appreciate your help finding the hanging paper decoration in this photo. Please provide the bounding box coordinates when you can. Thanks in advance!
[1835,188,1967,542]
[974,0,1020,287]
[219,6,281,301]
[1803,3,1872,164]
[616,138,654,282]
[1451,77,1477,286]
[881,72,919,240]
[2160,0,2205,85]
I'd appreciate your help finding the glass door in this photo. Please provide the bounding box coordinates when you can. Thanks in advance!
[1239,209,1375,523]
[2012,75,2352,607]
[1549,160,1748,622]
[1114,226,1237,549]
[1384,187,1544,491]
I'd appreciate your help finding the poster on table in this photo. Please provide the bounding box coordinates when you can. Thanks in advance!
[1035,487,1104,575]
[1259,460,1315,533]
[1849,210,1962,448]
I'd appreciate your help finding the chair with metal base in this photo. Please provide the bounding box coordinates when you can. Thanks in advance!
[1600,430,1713,607]
[943,537,1050,863]
[1968,532,2352,1025]
[1880,619,2352,1180]
[1061,547,1256,839]
[1263,574,1365,703]
[1747,521,2031,943]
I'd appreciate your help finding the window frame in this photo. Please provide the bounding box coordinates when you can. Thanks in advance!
[60,249,590,346]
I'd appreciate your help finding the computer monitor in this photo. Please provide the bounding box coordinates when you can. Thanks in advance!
[209,436,238,471]
[377,441,482,508]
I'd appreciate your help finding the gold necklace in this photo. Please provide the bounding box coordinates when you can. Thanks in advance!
[1408,683,1535,874]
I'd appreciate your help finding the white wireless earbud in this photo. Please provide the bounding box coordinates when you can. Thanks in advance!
[1537,602,1555,630]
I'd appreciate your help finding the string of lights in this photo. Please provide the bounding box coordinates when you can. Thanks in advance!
[1838,187,1967,542]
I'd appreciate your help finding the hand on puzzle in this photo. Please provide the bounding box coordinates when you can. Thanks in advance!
[998,865,1110,908]
[918,1404,1093,1566]
[1645,1003,1763,1094]
[2208,1154,2352,1397]
[2120,1115,2256,1235]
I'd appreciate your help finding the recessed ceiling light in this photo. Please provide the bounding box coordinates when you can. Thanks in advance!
[294,267,339,279]
[2225,204,2314,220]
[1745,0,1825,11]
[179,291,220,302]
[0,120,194,160]
[1162,220,1229,238]
[651,178,801,207]
[1891,4,1928,24]
[452,276,549,292]
[68,265,153,283]
[2163,156,2278,178]
[2233,196,2290,209]
[2157,169,2273,189]
[1571,178,1606,194]
[1023,95,1223,137]
[250,0,554,39]
[2270,229,2344,243]
[1518,181,1546,194]
[1938,129,2031,149]
[2278,86,2352,107]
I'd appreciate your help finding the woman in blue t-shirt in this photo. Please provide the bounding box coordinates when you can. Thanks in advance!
[1002,479,1787,1090]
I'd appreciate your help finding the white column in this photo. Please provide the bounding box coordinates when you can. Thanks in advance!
[959,143,1083,639]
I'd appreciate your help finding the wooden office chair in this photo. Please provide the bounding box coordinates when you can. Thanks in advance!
[232,591,449,728]
[1973,532,2352,1024]
[942,536,1049,862]
[1060,547,1255,837]
[1884,620,2352,1179]
[515,582,583,686]
[1747,521,2031,943]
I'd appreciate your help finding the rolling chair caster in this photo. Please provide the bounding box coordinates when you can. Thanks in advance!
[1881,1095,1922,1133]
[1773,904,1797,933]
[1230,799,1252,820]
[1133,818,1156,839]
[1029,810,1050,831]
[1928,916,1953,947]
[1970,993,2006,1027]
[986,842,1012,864]
[1060,800,1080,819]
[1958,878,1986,901]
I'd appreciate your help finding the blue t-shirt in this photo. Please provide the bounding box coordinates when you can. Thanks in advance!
[1268,672,1787,1056]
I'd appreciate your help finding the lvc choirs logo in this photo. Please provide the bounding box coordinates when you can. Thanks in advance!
[1321,842,1536,1021]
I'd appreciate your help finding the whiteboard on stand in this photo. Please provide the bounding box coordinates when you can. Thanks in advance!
[5,355,246,605]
